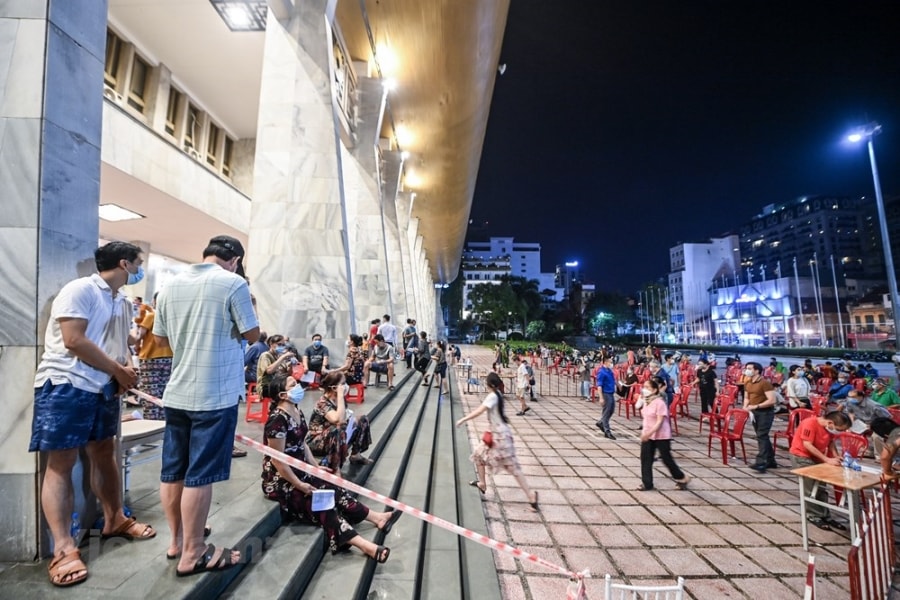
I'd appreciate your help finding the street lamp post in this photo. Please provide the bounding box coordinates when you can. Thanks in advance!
[848,122,900,338]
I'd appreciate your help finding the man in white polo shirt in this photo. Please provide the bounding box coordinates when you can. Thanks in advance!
[30,242,155,588]
[153,235,259,577]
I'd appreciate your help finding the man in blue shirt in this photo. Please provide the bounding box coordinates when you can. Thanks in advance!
[595,357,617,439]
[244,331,267,383]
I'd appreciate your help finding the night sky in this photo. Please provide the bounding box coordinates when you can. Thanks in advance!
[469,1,900,293]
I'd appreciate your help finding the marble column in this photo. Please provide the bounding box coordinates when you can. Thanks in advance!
[381,151,409,321]
[342,76,391,332]
[248,0,354,349]
[0,0,108,560]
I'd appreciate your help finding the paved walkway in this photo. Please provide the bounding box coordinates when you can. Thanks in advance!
[454,345,876,600]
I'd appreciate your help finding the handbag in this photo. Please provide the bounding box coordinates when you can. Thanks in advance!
[481,430,494,448]
[529,377,536,386]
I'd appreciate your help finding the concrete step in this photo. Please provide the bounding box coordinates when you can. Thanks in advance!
[0,372,415,600]
[297,378,438,599]
[221,368,430,599]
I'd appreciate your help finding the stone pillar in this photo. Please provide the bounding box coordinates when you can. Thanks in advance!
[248,1,354,349]
[381,151,408,321]
[343,76,390,332]
[0,0,108,560]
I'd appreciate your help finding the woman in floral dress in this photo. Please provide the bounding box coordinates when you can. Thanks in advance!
[455,372,539,511]
[332,334,366,385]
[262,375,399,561]
[306,371,373,469]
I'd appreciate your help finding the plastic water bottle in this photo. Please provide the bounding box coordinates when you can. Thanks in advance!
[70,512,80,540]
[842,452,853,484]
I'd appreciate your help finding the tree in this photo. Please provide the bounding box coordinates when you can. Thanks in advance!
[585,291,634,336]
[525,320,546,340]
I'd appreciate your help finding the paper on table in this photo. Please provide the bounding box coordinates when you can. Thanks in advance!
[311,489,335,511]
[299,371,316,384]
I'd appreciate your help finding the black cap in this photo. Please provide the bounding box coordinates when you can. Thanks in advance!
[209,235,245,258]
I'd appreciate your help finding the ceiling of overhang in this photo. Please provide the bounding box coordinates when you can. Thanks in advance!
[336,0,511,283]
[107,0,510,284]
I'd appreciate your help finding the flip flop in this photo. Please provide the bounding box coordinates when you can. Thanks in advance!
[232,447,248,458]
[373,545,391,563]
[468,480,486,494]
[381,509,402,535]
[48,548,87,587]
[674,476,691,490]
[100,516,156,541]
[175,543,239,577]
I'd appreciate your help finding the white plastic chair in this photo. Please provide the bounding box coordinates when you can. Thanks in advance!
[604,575,685,600]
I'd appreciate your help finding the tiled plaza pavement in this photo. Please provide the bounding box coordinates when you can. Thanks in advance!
[454,345,880,600]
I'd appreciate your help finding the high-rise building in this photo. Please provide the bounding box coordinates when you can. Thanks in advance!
[668,235,740,332]
[739,195,881,280]
[461,237,560,318]
[555,261,581,297]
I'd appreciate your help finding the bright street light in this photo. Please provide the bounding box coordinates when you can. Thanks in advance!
[847,121,900,337]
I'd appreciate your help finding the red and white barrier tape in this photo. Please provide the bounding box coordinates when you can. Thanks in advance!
[235,433,589,593]
[124,389,588,597]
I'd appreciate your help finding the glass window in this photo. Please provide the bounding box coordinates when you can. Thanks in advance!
[184,104,201,149]
[104,30,122,88]
[222,136,234,177]
[206,123,221,167]
[126,54,150,113]
[165,88,182,136]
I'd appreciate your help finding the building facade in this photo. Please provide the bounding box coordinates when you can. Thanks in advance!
[461,237,560,318]
[668,235,740,334]
[0,0,508,560]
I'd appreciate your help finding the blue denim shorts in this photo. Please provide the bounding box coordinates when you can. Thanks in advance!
[160,405,238,487]
[29,380,119,452]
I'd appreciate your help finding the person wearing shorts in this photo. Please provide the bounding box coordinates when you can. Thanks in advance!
[153,236,259,577]
[30,242,155,588]
[363,334,395,389]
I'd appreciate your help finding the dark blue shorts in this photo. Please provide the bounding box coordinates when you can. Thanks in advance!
[370,361,391,374]
[160,405,238,487]
[29,380,120,452]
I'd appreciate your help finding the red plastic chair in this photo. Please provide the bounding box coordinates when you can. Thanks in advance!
[345,383,365,404]
[245,383,270,423]
[888,407,900,426]
[852,378,868,393]
[617,385,640,419]
[814,377,833,396]
[810,395,827,416]
[677,386,692,418]
[547,357,562,375]
[668,395,682,436]
[699,394,733,434]
[835,431,868,458]
[772,408,814,450]
[707,408,750,465]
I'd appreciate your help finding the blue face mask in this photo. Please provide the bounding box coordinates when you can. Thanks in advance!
[126,265,144,286]
[275,345,286,355]
[287,386,305,404]
[313,340,322,348]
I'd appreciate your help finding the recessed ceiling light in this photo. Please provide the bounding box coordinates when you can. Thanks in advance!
[209,1,268,32]
[99,204,145,222]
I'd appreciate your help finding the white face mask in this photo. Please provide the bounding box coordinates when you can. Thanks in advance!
[641,388,653,397]
[744,368,754,377]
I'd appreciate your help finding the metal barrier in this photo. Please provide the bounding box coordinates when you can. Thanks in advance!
[848,486,895,600]
[455,364,585,398]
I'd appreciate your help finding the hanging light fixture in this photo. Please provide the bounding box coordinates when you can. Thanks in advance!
[209,1,268,32]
